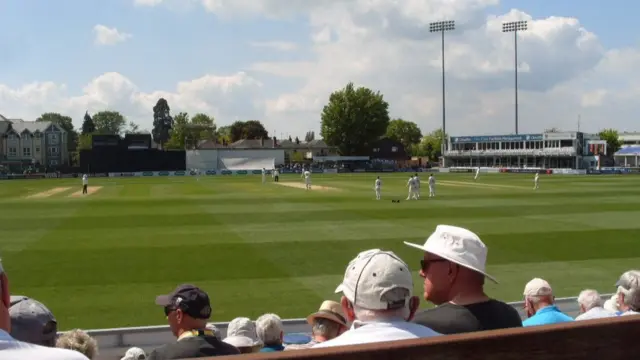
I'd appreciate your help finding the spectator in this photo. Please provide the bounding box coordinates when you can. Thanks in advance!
[121,347,147,360]
[9,296,58,347]
[313,249,440,349]
[404,225,522,334]
[615,270,640,316]
[256,313,285,352]
[148,284,239,359]
[0,259,89,359]
[575,289,614,321]
[619,287,640,316]
[222,317,262,353]
[285,300,348,350]
[205,323,222,340]
[522,278,573,326]
[56,329,99,359]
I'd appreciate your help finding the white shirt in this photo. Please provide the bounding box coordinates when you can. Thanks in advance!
[303,171,311,178]
[312,320,440,349]
[428,176,435,185]
[273,169,279,176]
[82,175,88,185]
[575,307,614,321]
[0,329,90,359]
[407,178,415,188]
[476,168,480,174]
[534,174,539,181]
[262,169,266,176]
[620,310,640,316]
[414,176,420,188]
[375,179,381,188]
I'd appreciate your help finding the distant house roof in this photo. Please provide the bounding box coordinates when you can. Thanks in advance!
[615,146,640,156]
[227,138,332,149]
[6,119,62,134]
[0,120,10,134]
[197,139,227,149]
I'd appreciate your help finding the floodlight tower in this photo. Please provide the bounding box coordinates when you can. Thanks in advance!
[429,20,455,154]
[502,20,528,135]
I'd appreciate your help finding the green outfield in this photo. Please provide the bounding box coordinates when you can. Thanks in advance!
[0,172,638,330]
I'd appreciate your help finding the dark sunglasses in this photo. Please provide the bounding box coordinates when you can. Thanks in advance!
[420,259,448,271]
[164,306,177,317]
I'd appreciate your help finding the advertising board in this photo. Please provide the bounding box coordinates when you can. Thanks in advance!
[142,172,154,176]
[205,170,216,175]
[449,168,473,173]
[221,170,232,175]
[158,171,170,176]
[174,171,185,176]
[236,170,248,175]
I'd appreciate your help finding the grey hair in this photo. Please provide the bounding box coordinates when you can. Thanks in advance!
[620,287,640,311]
[311,318,342,338]
[255,313,283,345]
[577,289,603,311]
[56,329,99,359]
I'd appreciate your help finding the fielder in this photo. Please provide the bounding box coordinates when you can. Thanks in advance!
[262,168,266,184]
[374,176,382,200]
[406,175,417,200]
[413,173,421,199]
[82,174,88,195]
[273,168,279,182]
[474,167,480,181]
[302,169,311,190]
[428,173,436,197]
[534,172,540,190]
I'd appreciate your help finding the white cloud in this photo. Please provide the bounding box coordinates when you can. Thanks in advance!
[250,41,298,51]
[93,25,132,46]
[4,0,640,137]
[0,72,264,130]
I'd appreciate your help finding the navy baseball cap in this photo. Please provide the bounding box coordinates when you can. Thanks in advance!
[9,296,58,347]
[155,284,212,320]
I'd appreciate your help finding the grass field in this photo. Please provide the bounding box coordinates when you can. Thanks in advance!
[0,172,638,330]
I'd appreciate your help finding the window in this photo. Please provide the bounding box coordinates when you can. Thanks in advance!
[23,148,31,157]
[373,148,380,152]
[49,160,58,166]
[48,146,59,155]
[391,146,398,152]
[48,133,59,145]
[8,133,17,140]
[34,132,41,139]
[8,147,17,156]
[35,147,41,153]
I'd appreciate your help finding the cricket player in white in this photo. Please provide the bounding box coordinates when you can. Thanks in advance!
[374,176,382,200]
[82,174,88,195]
[428,173,436,197]
[406,176,416,200]
[413,173,421,199]
[261,168,266,184]
[272,168,279,182]
[534,172,540,190]
[474,167,480,181]
[302,169,311,190]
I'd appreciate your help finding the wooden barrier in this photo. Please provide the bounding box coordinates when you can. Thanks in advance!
[193,316,640,360]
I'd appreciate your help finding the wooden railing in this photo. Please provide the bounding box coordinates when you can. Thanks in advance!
[196,316,640,360]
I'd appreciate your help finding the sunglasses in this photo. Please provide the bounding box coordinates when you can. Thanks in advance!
[164,306,177,317]
[420,259,448,272]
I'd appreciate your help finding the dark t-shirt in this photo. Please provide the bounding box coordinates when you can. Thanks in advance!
[413,299,523,335]
[148,335,240,360]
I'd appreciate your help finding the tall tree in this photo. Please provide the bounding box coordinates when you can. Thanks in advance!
[242,120,268,139]
[385,118,422,153]
[598,128,622,156]
[152,98,174,149]
[36,112,77,153]
[81,111,95,134]
[288,135,293,142]
[77,134,93,150]
[295,136,300,145]
[165,112,189,149]
[217,125,231,145]
[124,121,140,134]
[92,111,126,135]
[304,131,315,142]
[190,113,216,143]
[415,128,448,160]
[321,82,390,155]
[229,121,246,143]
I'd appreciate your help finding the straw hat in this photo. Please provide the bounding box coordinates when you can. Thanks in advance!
[306,301,347,327]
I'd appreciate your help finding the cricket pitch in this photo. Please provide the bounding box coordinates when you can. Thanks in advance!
[276,182,340,191]
[26,187,72,199]
[69,186,104,197]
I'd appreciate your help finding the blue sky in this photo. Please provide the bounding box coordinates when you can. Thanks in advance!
[0,0,638,136]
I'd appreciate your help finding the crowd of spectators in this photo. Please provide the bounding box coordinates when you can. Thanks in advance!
[1,224,639,359]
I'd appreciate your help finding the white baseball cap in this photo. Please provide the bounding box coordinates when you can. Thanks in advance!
[404,225,498,284]
[121,347,146,360]
[335,249,413,310]
[524,278,553,297]
[223,317,262,348]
